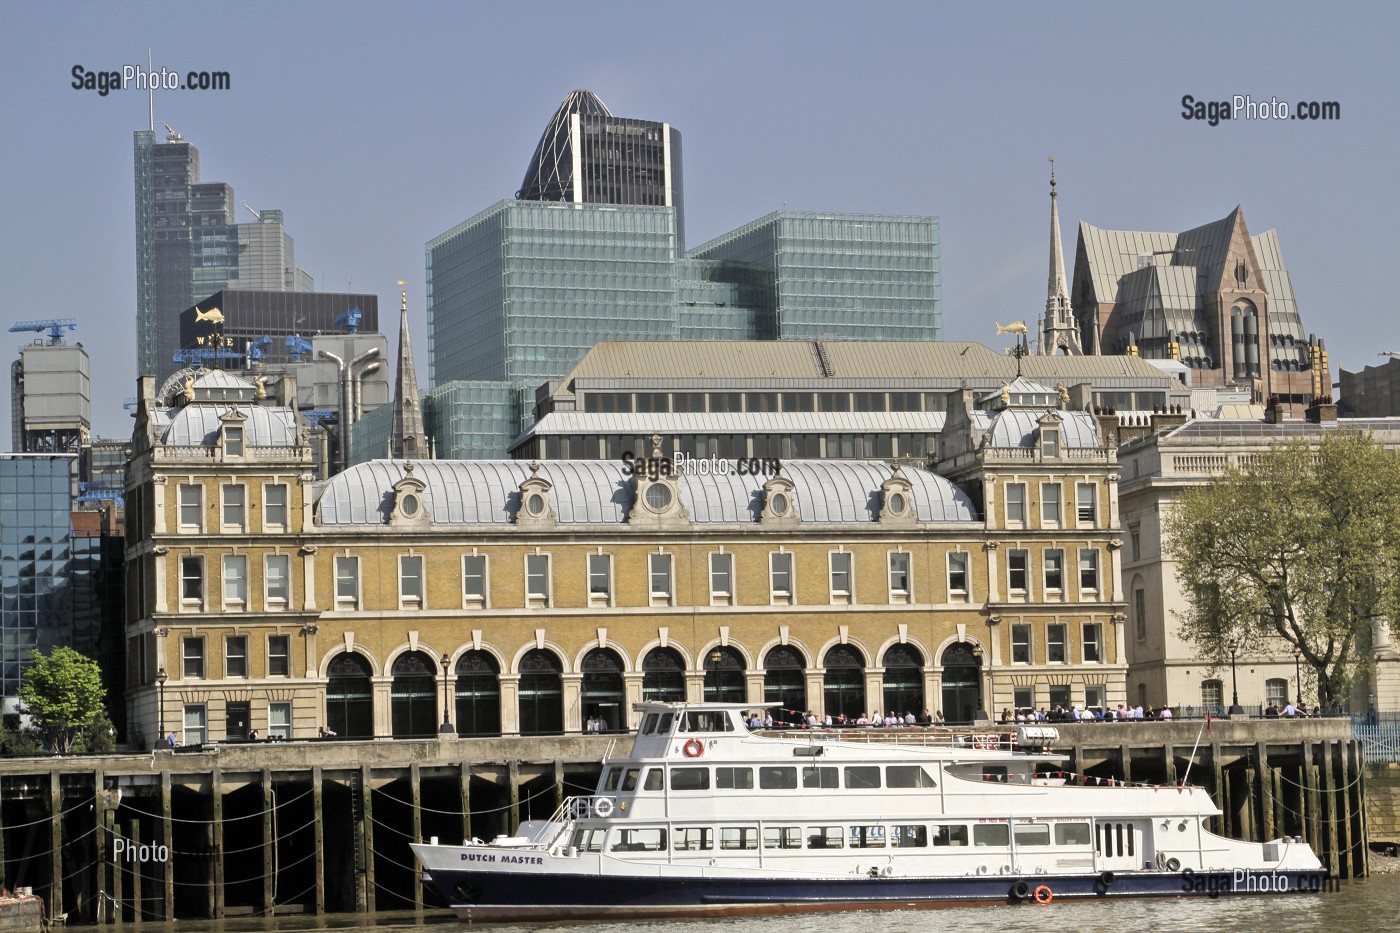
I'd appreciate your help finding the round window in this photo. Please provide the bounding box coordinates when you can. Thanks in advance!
[400,494,419,517]
[888,492,906,514]
[770,492,789,515]
[645,483,673,511]
[526,493,546,516]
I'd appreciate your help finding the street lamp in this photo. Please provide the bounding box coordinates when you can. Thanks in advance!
[1293,647,1303,707]
[1227,639,1243,715]
[155,667,168,744]
[439,652,454,736]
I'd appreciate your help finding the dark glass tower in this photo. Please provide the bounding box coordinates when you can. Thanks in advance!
[516,89,685,249]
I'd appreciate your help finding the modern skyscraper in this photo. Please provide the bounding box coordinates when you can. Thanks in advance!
[134,126,313,381]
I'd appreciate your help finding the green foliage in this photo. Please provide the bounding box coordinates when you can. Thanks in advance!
[17,647,107,755]
[1166,430,1400,707]
[72,709,117,754]
[0,717,43,757]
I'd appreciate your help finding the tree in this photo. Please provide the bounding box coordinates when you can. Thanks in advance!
[17,647,107,754]
[1166,430,1400,708]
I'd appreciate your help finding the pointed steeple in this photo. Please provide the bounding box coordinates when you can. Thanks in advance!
[1040,157,1082,356]
[389,282,428,459]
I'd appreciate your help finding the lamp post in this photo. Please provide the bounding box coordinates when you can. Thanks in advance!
[439,652,454,736]
[1227,639,1243,715]
[155,667,168,744]
[1293,648,1303,707]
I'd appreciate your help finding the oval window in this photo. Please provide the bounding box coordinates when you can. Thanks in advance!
[526,493,546,516]
[400,494,419,517]
[888,492,906,514]
[770,492,788,515]
[645,483,672,511]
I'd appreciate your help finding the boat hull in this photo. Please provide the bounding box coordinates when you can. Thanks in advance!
[422,865,1328,921]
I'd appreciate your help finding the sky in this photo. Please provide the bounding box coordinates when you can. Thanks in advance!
[2,1,1396,437]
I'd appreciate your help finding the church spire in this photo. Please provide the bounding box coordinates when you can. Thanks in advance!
[1040,157,1082,355]
[389,281,428,459]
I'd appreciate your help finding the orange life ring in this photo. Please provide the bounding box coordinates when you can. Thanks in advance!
[1033,885,1053,904]
[682,738,704,757]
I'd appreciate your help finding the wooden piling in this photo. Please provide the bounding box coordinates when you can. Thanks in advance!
[361,766,376,915]
[160,771,173,921]
[410,762,423,911]
[1256,742,1273,841]
[128,819,142,922]
[49,771,62,919]
[211,769,224,918]
[93,771,105,924]
[312,766,325,915]
[458,762,472,843]
[508,761,521,833]
[1118,743,1132,784]
[1322,741,1339,877]
[262,769,274,915]
[1210,742,1225,836]
[110,807,122,923]
[1352,742,1369,879]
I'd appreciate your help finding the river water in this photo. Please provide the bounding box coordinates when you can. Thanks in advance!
[104,871,1400,933]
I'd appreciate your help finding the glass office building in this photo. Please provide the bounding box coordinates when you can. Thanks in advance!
[689,211,942,342]
[423,381,521,460]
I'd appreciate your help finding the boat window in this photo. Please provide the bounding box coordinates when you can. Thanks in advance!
[603,769,622,791]
[621,769,641,792]
[759,767,797,790]
[643,768,665,792]
[1055,822,1091,846]
[641,713,659,735]
[682,710,734,733]
[892,825,928,848]
[671,767,710,791]
[611,827,667,852]
[807,826,844,849]
[1013,822,1051,846]
[763,826,802,849]
[658,712,675,734]
[973,823,1009,847]
[569,828,605,852]
[848,825,886,848]
[886,765,936,788]
[982,766,1008,783]
[843,766,881,789]
[802,767,838,789]
[932,824,968,847]
[672,827,712,851]
[720,827,759,850]
[716,767,754,790]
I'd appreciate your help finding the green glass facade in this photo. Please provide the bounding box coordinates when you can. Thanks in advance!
[424,381,521,460]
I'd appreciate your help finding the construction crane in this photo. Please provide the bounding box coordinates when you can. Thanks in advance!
[302,410,336,426]
[1381,351,1400,359]
[333,307,362,332]
[286,334,313,360]
[9,318,78,345]
[246,335,273,365]
[242,200,261,221]
[162,121,182,141]
[172,348,242,366]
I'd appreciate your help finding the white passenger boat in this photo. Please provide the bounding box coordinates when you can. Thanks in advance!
[412,702,1325,921]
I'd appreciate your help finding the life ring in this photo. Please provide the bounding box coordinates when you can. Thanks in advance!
[1165,857,1181,872]
[1011,880,1032,900]
[683,738,705,758]
[1033,885,1053,905]
[592,797,614,817]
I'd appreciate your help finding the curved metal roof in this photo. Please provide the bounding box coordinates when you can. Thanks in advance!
[161,404,298,447]
[517,90,612,201]
[987,410,1100,449]
[315,459,977,526]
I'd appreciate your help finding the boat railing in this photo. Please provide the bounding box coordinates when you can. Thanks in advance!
[762,725,1059,752]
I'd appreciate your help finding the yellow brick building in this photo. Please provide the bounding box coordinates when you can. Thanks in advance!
[125,371,1126,745]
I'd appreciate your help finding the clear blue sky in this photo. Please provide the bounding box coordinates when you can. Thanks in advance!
[2,1,1395,437]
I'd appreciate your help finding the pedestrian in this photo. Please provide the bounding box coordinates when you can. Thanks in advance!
[166,731,178,748]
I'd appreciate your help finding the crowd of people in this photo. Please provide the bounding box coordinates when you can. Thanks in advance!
[1000,704,1173,723]
[751,709,949,729]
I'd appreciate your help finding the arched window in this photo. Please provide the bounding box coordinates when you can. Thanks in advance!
[454,651,500,737]
[823,643,866,721]
[391,651,439,739]
[518,649,563,736]
[704,646,746,703]
[642,647,686,703]
[326,652,374,738]
[580,648,626,732]
[763,645,807,726]
[882,643,925,719]
[939,642,983,725]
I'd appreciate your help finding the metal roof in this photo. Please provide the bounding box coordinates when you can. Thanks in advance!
[522,411,948,437]
[987,410,1101,449]
[161,404,298,447]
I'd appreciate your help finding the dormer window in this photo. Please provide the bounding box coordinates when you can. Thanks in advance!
[1041,427,1060,458]
[525,492,546,516]
[770,491,790,516]
[224,426,244,457]
[389,465,430,526]
[644,483,673,512]
[400,492,421,518]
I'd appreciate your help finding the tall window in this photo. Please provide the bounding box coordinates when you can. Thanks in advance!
[1201,680,1223,709]
[1004,483,1026,525]
[334,555,360,609]
[1043,549,1064,594]
[1130,524,1142,562]
[269,702,292,740]
[770,552,794,604]
[1266,678,1289,708]
[1085,685,1106,709]
[526,554,551,607]
[463,554,488,609]
[1008,550,1029,596]
[587,553,611,607]
[1076,483,1097,526]
[1133,585,1147,640]
[829,551,853,604]
[1041,483,1062,525]
[649,553,673,605]
[268,635,290,677]
[225,635,248,678]
[183,705,207,745]
[221,484,246,531]
[709,552,733,606]
[1040,427,1059,458]
[1083,623,1103,663]
[1011,625,1032,664]
[222,555,247,609]
[888,551,911,603]
[180,556,204,606]
[178,484,203,531]
[263,483,289,530]
[183,636,205,678]
[399,554,424,609]
[265,554,290,608]
[1079,549,1100,594]
[947,551,969,598]
[223,426,244,457]
[1047,623,1067,663]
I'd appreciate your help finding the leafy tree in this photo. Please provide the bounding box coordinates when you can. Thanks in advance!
[0,716,43,757]
[1166,430,1400,708]
[17,647,106,754]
